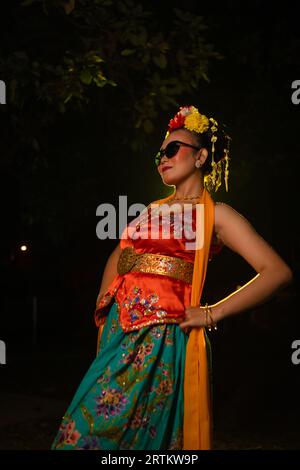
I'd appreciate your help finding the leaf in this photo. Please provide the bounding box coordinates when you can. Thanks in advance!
[121,49,136,56]
[59,102,66,113]
[31,138,40,152]
[128,34,143,47]
[106,79,117,87]
[139,27,148,44]
[63,94,72,104]
[79,69,92,85]
[92,55,104,63]
[142,53,150,64]
[153,54,167,69]
[13,51,28,61]
[143,119,154,133]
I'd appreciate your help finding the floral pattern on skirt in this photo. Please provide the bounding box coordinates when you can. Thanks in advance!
[51,301,189,450]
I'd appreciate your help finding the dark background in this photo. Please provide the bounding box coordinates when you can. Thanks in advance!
[0,0,299,449]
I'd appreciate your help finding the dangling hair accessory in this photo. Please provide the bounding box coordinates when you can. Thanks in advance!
[223,135,231,192]
[165,105,232,193]
[206,117,219,192]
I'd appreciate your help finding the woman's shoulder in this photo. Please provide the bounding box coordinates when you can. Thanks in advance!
[214,201,252,239]
[214,201,230,217]
[214,201,231,208]
[214,201,248,220]
[214,202,236,240]
[214,201,241,220]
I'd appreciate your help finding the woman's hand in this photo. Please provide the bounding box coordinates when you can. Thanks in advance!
[179,305,211,334]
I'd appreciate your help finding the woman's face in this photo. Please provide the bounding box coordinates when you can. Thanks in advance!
[157,129,204,186]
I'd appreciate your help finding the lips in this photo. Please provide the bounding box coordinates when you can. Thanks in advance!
[162,166,172,172]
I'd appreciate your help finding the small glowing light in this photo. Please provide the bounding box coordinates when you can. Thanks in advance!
[20,245,28,252]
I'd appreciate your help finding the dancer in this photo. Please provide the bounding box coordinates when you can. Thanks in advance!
[52,105,292,450]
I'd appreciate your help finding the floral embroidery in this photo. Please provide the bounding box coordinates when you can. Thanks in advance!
[95,386,128,420]
[121,286,168,323]
[110,319,118,334]
[122,342,154,371]
[130,404,151,430]
[149,325,165,339]
[149,426,157,439]
[165,328,174,345]
[55,415,81,448]
[168,428,183,450]
[77,435,101,450]
[155,377,173,396]
[97,372,109,385]
[102,318,118,344]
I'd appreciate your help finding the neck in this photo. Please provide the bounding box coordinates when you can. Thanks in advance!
[173,176,204,199]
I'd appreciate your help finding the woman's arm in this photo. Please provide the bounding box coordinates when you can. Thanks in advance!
[180,203,293,329]
[212,203,293,321]
[97,243,121,299]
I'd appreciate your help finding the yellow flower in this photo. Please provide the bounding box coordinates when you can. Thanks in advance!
[184,111,209,134]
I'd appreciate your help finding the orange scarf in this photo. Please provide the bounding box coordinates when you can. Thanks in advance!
[153,188,214,450]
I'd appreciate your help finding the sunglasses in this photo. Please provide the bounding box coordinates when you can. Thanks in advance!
[155,140,200,166]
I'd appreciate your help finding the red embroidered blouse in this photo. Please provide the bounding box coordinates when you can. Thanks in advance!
[95,204,223,332]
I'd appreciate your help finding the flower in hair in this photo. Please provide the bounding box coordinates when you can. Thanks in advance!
[168,105,209,134]
[185,111,209,133]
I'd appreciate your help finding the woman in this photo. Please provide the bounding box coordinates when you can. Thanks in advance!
[51,105,293,450]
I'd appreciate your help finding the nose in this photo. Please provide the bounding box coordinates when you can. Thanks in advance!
[160,154,169,165]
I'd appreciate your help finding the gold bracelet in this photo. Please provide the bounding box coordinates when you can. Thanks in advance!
[204,303,218,331]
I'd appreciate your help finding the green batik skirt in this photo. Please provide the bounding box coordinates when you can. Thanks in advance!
[51,301,190,450]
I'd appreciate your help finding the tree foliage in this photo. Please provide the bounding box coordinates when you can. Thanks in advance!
[0,0,221,154]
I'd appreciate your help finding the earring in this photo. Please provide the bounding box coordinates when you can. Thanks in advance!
[195,160,202,168]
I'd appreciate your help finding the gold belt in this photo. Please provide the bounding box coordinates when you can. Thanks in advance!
[117,246,194,284]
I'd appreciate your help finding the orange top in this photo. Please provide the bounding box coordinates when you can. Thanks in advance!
[95,203,222,332]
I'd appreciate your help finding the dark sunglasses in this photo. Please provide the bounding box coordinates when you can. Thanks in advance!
[155,140,200,166]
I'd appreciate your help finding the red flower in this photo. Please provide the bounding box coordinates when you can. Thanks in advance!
[168,112,185,131]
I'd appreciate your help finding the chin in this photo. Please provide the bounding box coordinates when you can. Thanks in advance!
[161,175,178,186]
